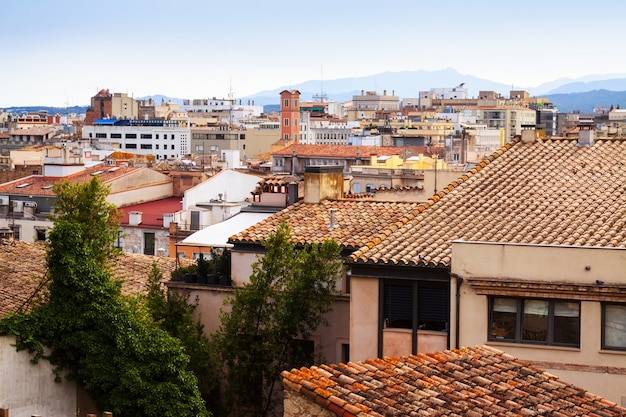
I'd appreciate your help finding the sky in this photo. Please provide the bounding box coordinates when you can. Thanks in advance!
[2,0,626,107]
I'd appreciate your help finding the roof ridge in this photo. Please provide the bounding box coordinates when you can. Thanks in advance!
[351,141,517,263]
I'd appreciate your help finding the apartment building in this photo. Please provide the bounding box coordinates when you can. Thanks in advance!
[82,118,191,161]
[347,90,400,121]
[84,89,138,125]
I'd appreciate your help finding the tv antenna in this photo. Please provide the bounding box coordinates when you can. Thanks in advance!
[312,64,328,102]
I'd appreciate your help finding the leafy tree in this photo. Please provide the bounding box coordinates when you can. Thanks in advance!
[0,177,209,417]
[144,263,222,414]
[212,220,343,417]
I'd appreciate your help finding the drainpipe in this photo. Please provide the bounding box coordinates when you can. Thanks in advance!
[450,273,464,349]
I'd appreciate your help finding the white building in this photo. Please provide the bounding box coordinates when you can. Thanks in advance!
[299,112,356,145]
[180,169,263,231]
[83,119,191,160]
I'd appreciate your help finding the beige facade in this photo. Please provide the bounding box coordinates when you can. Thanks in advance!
[348,90,400,122]
[190,127,278,161]
[451,241,626,405]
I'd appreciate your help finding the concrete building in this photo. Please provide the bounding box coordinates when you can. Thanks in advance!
[82,118,191,161]
[452,241,626,406]
[0,144,173,243]
[84,89,138,125]
[347,90,400,122]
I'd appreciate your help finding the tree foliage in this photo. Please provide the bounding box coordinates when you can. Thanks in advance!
[212,220,343,417]
[144,263,221,414]
[0,177,209,417]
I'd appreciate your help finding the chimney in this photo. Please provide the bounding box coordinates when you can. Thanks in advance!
[163,213,174,228]
[578,121,595,147]
[304,166,344,204]
[520,130,536,144]
[129,211,142,226]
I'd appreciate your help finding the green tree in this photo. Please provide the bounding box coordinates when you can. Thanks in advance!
[0,177,209,417]
[212,220,343,417]
[144,263,221,414]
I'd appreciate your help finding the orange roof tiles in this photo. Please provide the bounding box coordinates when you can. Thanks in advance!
[0,241,192,318]
[0,165,144,197]
[272,144,431,158]
[352,137,626,266]
[230,199,421,249]
[282,345,626,416]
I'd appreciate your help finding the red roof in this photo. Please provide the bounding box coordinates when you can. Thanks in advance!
[119,196,182,228]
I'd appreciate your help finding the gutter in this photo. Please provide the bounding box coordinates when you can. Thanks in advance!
[450,272,464,350]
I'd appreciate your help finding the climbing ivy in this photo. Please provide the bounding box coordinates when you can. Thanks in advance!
[0,177,209,417]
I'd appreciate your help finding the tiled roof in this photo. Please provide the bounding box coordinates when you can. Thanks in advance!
[9,126,56,136]
[0,240,192,318]
[230,199,421,249]
[120,196,182,228]
[0,165,144,197]
[272,144,430,158]
[282,345,626,417]
[351,137,626,266]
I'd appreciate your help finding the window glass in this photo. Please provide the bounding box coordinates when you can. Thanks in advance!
[554,301,580,345]
[491,298,516,340]
[489,297,579,347]
[604,304,626,349]
[523,300,548,342]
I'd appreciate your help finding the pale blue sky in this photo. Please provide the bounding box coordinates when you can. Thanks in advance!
[2,0,625,107]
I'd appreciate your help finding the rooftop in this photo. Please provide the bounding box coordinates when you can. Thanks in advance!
[0,165,143,197]
[230,199,421,249]
[272,144,431,159]
[351,137,626,266]
[282,345,626,417]
[0,241,191,318]
[120,196,183,228]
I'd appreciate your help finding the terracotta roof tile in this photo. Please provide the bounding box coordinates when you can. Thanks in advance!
[230,199,421,249]
[272,144,431,159]
[0,165,144,197]
[351,137,626,266]
[0,241,192,318]
[282,346,626,417]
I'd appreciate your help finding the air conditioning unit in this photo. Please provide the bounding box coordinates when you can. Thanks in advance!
[12,201,24,213]
[0,196,8,206]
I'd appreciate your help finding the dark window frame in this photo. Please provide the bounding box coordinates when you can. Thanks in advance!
[602,303,626,351]
[489,296,580,348]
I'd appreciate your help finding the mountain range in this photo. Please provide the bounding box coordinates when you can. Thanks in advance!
[5,68,626,114]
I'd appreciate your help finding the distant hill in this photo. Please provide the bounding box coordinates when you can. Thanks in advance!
[544,89,626,113]
[1,105,88,115]
[5,69,626,116]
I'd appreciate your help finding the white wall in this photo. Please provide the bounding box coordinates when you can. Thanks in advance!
[0,336,77,417]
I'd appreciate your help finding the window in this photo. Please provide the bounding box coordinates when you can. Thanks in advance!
[284,99,289,107]
[284,118,289,127]
[140,144,152,149]
[603,304,626,350]
[111,133,122,139]
[125,143,137,149]
[35,227,46,242]
[95,133,107,138]
[125,133,137,139]
[489,297,580,347]
[143,232,155,255]
[383,281,449,331]
[141,134,152,139]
